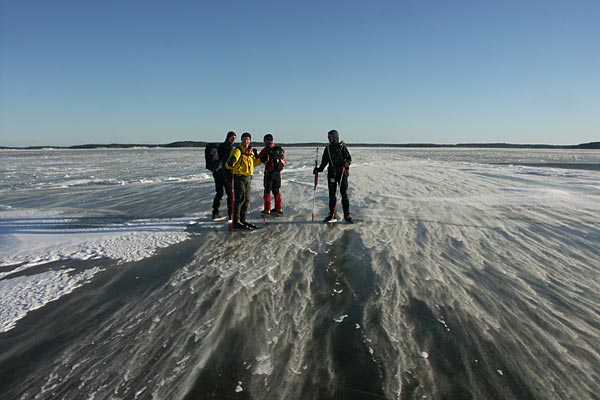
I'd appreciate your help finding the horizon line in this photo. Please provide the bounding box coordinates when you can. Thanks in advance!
[1,140,599,150]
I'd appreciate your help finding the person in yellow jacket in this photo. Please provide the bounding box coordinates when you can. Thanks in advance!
[225,132,262,229]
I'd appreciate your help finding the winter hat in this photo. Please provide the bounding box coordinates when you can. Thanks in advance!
[241,132,251,139]
[327,129,339,142]
[226,130,236,140]
[263,133,273,141]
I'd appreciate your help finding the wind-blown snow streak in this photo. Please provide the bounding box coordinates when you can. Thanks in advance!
[0,148,598,400]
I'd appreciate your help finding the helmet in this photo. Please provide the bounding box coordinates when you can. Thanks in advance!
[327,129,339,143]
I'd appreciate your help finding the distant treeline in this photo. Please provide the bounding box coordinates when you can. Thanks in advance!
[1,141,599,150]
[347,142,600,149]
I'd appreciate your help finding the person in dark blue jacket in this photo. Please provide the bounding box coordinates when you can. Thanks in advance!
[212,130,236,220]
[313,129,353,223]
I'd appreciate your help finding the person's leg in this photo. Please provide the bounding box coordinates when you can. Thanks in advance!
[212,172,224,218]
[263,173,272,213]
[272,172,282,212]
[234,176,243,223]
[324,175,337,221]
[340,174,351,221]
[224,173,233,220]
[240,177,251,223]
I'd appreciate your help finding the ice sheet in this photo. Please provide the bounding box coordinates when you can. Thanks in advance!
[0,147,598,400]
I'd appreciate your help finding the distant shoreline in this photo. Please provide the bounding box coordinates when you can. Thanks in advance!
[1,141,598,150]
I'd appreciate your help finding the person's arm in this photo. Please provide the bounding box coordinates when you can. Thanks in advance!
[218,143,229,170]
[217,143,225,160]
[251,147,263,166]
[343,145,351,168]
[318,146,329,171]
[226,147,240,169]
[314,146,329,173]
[258,147,269,163]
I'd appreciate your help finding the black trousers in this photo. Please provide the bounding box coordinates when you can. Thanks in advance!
[263,171,281,196]
[233,175,251,223]
[212,171,233,217]
[327,168,349,216]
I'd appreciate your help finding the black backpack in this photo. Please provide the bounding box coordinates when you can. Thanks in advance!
[271,146,285,171]
[204,143,220,172]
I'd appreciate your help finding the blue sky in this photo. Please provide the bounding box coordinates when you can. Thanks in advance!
[1,0,599,146]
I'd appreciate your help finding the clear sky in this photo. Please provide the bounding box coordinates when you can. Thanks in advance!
[1,0,599,146]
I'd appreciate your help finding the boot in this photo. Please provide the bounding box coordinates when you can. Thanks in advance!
[272,193,283,214]
[262,194,271,214]
[342,199,352,223]
[234,220,251,230]
[212,197,221,215]
[243,221,259,229]
[324,199,336,222]
[328,197,338,218]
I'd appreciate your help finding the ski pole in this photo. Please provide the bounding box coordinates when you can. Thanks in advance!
[231,174,235,231]
[311,146,319,222]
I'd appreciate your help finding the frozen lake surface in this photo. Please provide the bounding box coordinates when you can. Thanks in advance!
[1,147,599,399]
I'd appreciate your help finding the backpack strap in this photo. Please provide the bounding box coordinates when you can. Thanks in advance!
[326,143,347,167]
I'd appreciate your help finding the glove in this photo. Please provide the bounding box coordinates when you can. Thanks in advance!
[313,167,319,175]
[344,161,350,169]
[252,148,258,157]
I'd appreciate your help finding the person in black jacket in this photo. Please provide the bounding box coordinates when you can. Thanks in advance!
[313,129,353,223]
[212,130,236,220]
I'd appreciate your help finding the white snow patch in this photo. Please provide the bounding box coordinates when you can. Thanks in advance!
[0,207,194,333]
[0,208,191,273]
[334,314,349,323]
[253,355,273,375]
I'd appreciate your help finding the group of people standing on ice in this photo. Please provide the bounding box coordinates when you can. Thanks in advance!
[208,129,353,230]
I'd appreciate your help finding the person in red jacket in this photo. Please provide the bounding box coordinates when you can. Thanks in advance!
[258,133,286,215]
